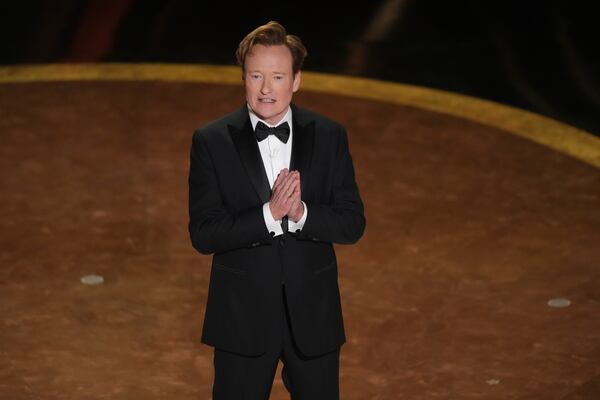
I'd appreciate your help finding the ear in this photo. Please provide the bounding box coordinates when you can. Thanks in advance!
[292,71,301,93]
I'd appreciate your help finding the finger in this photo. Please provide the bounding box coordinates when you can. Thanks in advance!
[291,178,301,198]
[273,173,295,203]
[282,170,297,189]
[291,189,301,205]
[291,173,301,189]
[274,171,283,186]
[274,180,295,209]
[273,169,289,189]
[276,178,295,203]
[277,172,293,190]
[278,168,290,180]
[284,173,298,195]
[274,190,295,216]
[273,170,298,203]
[278,175,290,191]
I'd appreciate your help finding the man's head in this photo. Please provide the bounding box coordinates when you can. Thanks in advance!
[236,21,307,125]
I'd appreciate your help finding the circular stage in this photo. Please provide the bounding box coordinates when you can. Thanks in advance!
[1,65,599,399]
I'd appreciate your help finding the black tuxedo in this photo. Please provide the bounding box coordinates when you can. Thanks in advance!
[188,103,365,358]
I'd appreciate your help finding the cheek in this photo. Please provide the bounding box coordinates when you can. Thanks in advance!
[280,83,295,98]
[245,83,258,98]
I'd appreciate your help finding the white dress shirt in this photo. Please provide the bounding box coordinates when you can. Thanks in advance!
[248,105,307,237]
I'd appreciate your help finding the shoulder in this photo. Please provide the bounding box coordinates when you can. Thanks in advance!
[293,104,342,129]
[192,106,247,144]
[292,104,346,140]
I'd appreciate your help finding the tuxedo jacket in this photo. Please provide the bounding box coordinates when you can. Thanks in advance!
[188,103,365,357]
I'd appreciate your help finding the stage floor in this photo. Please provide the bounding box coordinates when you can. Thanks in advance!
[1,74,599,399]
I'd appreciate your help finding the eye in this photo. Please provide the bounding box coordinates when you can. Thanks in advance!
[250,74,262,80]
[274,75,284,80]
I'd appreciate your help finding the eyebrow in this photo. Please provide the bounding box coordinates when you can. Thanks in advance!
[247,70,288,75]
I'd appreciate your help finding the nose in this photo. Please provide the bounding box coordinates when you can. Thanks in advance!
[260,79,271,95]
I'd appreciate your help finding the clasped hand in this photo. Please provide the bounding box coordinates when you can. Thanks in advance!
[269,169,304,222]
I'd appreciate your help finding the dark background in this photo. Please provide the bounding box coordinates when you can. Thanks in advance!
[1,0,598,136]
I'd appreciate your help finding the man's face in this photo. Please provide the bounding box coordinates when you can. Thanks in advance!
[244,44,301,125]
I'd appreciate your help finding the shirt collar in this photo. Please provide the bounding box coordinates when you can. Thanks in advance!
[247,104,293,132]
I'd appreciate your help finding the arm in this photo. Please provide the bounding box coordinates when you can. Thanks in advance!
[296,126,366,244]
[188,131,272,255]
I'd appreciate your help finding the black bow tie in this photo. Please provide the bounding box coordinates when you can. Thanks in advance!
[255,121,290,143]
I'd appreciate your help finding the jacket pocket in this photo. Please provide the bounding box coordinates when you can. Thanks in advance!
[314,261,336,275]
[213,263,247,276]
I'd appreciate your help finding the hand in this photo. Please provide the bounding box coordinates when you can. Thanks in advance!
[287,171,304,222]
[269,169,299,221]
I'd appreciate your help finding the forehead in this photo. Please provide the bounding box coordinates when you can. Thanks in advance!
[245,44,293,72]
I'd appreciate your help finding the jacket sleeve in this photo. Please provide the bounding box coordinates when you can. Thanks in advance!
[188,130,273,255]
[296,126,366,244]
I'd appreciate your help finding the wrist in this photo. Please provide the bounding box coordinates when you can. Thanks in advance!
[269,202,284,221]
[288,202,304,222]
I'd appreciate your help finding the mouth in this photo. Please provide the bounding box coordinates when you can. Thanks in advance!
[258,98,275,103]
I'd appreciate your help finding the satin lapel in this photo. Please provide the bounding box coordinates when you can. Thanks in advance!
[229,118,271,204]
[289,113,315,192]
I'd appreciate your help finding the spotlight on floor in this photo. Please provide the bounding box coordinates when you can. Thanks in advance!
[80,275,104,285]
[547,298,571,308]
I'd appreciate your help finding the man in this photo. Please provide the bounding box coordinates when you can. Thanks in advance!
[188,21,365,400]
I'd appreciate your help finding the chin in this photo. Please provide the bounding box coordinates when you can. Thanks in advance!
[255,106,282,120]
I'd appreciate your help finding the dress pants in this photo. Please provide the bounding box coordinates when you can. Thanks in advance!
[211,284,340,400]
